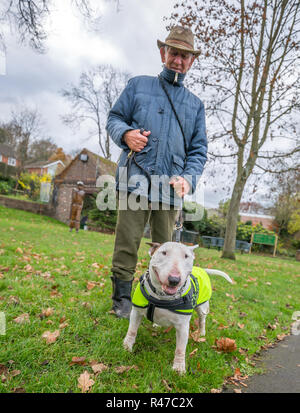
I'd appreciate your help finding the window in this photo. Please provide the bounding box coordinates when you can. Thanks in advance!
[8,157,16,166]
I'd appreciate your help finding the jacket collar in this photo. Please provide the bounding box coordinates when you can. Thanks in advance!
[159,66,186,87]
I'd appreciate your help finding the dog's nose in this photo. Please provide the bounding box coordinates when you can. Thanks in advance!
[168,275,181,287]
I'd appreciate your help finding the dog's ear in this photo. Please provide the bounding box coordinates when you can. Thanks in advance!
[146,242,161,257]
[188,244,199,251]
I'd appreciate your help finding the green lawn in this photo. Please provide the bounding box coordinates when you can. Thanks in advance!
[0,205,299,393]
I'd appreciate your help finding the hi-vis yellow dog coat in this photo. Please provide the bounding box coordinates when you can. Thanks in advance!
[132,266,212,321]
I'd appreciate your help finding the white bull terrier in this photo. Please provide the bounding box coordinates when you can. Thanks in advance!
[123,242,233,374]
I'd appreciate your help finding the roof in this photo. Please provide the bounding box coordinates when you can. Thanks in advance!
[24,159,65,169]
[54,148,117,184]
[0,143,17,158]
[239,212,275,220]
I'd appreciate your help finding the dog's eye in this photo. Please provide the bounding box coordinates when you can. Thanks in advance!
[161,251,167,255]
[185,254,189,259]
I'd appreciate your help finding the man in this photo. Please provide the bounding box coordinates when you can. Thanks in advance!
[106,26,207,318]
[69,181,85,233]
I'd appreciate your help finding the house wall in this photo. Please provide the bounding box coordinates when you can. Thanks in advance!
[239,215,275,230]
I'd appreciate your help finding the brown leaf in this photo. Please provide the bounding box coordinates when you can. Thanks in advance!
[114,365,138,374]
[70,357,87,366]
[77,371,95,393]
[189,348,198,357]
[42,308,54,317]
[215,337,237,353]
[10,370,21,377]
[42,330,60,344]
[91,363,108,374]
[238,323,245,329]
[162,379,172,391]
[190,330,206,343]
[210,388,221,393]
[14,313,30,324]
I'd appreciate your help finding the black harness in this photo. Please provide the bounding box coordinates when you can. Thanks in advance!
[139,272,200,322]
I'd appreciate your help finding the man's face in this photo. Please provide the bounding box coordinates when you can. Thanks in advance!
[160,46,195,74]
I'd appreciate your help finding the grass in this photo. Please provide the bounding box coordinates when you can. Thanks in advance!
[0,205,299,393]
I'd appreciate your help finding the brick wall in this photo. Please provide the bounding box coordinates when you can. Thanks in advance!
[0,195,55,217]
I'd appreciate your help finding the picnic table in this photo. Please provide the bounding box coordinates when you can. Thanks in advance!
[201,236,251,253]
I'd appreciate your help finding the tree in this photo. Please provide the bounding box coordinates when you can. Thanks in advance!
[0,0,119,53]
[169,0,300,259]
[28,137,58,162]
[10,106,43,170]
[271,168,300,236]
[61,64,130,159]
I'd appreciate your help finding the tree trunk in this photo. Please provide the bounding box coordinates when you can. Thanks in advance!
[221,175,246,260]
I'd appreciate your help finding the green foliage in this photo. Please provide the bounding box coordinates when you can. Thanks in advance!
[88,206,117,231]
[0,162,17,177]
[17,172,51,201]
[0,181,12,194]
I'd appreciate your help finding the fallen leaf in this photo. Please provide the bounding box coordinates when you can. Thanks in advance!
[77,371,95,393]
[70,357,87,366]
[162,379,172,391]
[13,313,30,324]
[189,348,198,357]
[42,330,60,344]
[190,330,206,343]
[233,388,242,393]
[10,370,21,377]
[215,337,237,353]
[91,363,108,374]
[87,282,97,290]
[210,388,221,393]
[42,308,54,317]
[16,247,23,254]
[114,365,138,374]
[238,323,245,329]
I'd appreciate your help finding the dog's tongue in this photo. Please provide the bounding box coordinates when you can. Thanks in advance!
[163,285,178,295]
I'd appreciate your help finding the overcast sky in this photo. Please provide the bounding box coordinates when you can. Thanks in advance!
[0,0,278,209]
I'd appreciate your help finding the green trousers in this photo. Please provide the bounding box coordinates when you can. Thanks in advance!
[111,196,179,281]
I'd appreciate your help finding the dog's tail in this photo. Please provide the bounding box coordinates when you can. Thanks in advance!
[204,269,233,284]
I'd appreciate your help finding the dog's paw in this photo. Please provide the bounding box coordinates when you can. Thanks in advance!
[172,362,186,375]
[123,338,133,352]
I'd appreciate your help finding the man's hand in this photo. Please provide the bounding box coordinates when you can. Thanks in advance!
[169,176,190,198]
[123,129,151,152]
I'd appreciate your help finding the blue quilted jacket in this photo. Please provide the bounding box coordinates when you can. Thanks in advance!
[106,66,207,206]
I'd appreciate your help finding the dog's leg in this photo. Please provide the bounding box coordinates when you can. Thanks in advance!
[123,308,143,352]
[196,301,210,336]
[172,321,190,374]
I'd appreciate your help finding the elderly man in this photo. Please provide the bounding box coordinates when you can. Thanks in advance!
[106,26,207,318]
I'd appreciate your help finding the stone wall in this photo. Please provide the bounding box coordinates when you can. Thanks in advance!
[0,195,55,217]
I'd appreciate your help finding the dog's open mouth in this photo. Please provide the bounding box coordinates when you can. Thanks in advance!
[162,285,179,295]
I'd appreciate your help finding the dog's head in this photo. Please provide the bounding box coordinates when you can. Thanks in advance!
[147,242,198,296]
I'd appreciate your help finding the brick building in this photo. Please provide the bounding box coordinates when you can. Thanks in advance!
[24,159,65,177]
[53,148,117,224]
[239,212,276,230]
[0,143,20,168]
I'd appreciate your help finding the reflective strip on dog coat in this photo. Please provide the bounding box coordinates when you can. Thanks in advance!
[132,266,212,319]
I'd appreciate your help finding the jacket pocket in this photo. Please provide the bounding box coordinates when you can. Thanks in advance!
[171,154,186,176]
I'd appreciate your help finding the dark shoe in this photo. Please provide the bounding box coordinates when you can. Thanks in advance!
[110,275,132,319]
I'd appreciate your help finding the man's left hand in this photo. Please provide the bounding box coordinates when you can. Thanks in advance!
[169,176,190,198]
